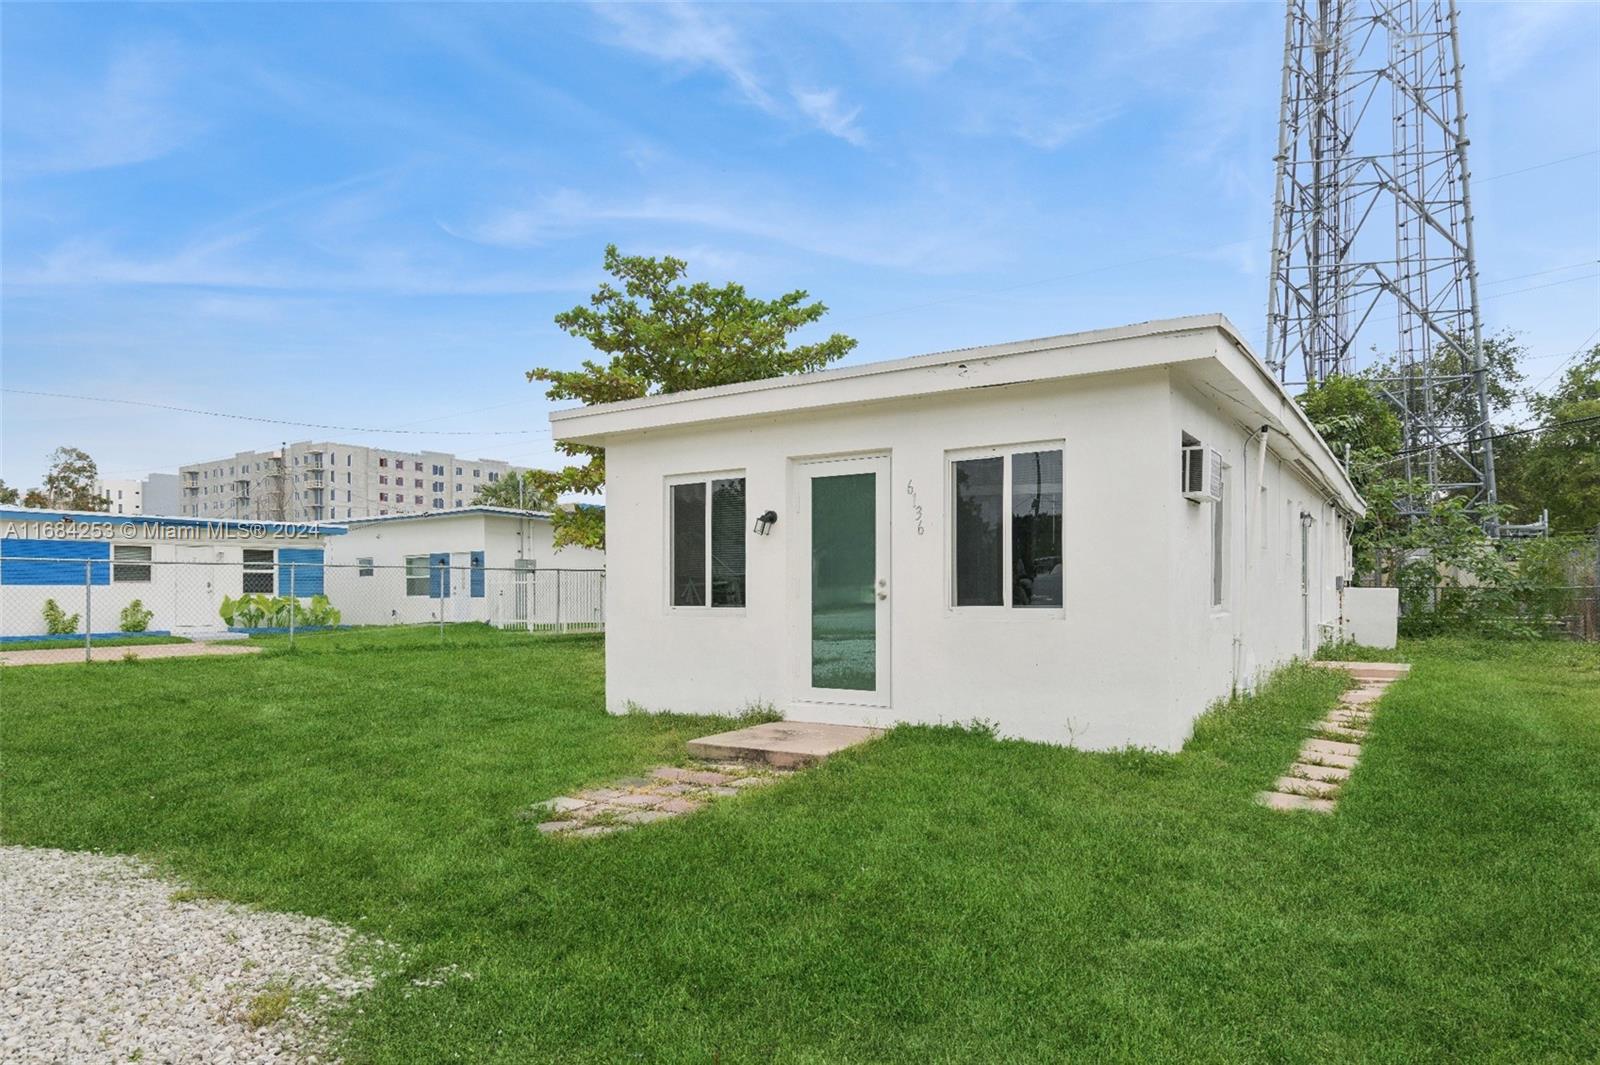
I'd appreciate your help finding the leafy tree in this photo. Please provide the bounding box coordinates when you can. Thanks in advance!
[1508,345,1600,533]
[0,480,18,504]
[22,488,50,508]
[42,446,106,511]
[518,245,857,548]
[472,472,553,512]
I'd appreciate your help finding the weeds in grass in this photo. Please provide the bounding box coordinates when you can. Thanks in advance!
[244,983,293,1028]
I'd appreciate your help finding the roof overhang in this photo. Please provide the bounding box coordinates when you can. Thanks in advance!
[548,313,1364,517]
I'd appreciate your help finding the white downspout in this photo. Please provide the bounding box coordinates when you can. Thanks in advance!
[1235,426,1271,691]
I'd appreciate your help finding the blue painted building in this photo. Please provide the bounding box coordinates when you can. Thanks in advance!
[0,508,345,639]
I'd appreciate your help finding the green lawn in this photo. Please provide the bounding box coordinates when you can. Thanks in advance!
[3,634,1597,1063]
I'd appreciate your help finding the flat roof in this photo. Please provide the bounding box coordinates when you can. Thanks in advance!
[340,506,553,527]
[0,507,347,536]
[548,313,1364,514]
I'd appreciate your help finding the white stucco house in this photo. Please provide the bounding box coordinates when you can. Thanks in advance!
[0,508,342,639]
[324,507,606,630]
[550,314,1367,751]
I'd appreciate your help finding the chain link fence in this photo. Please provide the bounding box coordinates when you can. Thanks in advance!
[1398,584,1599,640]
[0,556,604,658]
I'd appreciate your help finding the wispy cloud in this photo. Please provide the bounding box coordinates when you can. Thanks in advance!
[9,234,591,296]
[791,88,867,147]
[5,41,202,174]
[590,4,867,146]
[442,186,1013,273]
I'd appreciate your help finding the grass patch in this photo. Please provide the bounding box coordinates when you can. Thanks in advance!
[3,633,1597,1062]
[244,983,293,1028]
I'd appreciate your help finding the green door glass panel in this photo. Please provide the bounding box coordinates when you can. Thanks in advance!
[811,472,876,691]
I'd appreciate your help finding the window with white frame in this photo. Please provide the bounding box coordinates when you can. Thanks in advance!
[405,555,430,596]
[668,474,746,607]
[112,544,152,582]
[950,443,1064,608]
[242,548,275,593]
[1211,464,1229,608]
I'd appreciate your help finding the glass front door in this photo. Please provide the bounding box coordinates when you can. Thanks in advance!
[799,455,890,705]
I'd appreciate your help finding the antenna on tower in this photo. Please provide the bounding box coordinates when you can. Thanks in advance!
[1266,0,1498,520]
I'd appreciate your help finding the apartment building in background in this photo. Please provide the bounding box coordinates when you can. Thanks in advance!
[95,473,180,516]
[178,442,524,522]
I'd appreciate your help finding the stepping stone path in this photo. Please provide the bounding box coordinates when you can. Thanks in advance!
[521,761,794,839]
[1256,661,1410,814]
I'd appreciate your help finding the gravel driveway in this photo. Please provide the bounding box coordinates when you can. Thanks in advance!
[1,846,377,1063]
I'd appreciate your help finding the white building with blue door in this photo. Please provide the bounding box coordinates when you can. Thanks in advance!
[0,508,344,640]
[324,507,605,629]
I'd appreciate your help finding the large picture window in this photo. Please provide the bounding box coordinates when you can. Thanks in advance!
[951,444,1063,609]
[669,474,746,608]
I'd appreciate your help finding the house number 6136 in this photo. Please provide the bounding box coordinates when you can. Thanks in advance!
[905,480,925,536]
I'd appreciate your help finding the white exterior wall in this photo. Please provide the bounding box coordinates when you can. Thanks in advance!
[95,479,145,515]
[325,513,604,628]
[1165,379,1351,730]
[603,370,1198,748]
[599,368,1356,751]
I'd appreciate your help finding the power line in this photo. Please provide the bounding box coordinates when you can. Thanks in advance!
[1476,148,1600,184]
[1377,412,1600,465]
[1,388,543,436]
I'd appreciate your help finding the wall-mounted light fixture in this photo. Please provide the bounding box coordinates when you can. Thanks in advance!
[754,510,778,536]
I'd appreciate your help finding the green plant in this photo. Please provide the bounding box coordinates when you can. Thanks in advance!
[299,594,342,627]
[41,598,80,635]
[118,599,154,633]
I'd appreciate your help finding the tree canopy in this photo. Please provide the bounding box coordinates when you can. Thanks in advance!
[484,246,857,547]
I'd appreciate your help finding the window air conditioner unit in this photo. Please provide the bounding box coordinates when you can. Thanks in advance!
[1181,444,1223,503]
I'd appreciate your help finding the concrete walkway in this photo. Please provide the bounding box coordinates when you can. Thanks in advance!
[529,720,885,838]
[1256,661,1411,813]
[0,642,261,667]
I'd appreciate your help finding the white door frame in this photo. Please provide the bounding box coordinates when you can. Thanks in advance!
[789,453,892,709]
[174,544,219,631]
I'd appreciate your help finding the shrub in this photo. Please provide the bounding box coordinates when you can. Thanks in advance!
[119,599,154,633]
[42,598,80,635]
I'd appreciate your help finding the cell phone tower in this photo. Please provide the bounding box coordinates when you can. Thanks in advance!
[1264,0,1497,513]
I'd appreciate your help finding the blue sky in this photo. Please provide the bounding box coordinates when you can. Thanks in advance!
[3,2,1597,490]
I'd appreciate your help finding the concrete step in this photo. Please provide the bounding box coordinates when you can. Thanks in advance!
[1303,737,1363,760]
[1276,775,1340,799]
[1256,790,1335,814]
[1297,746,1359,769]
[1318,661,1410,682]
[685,721,884,769]
[1289,761,1350,782]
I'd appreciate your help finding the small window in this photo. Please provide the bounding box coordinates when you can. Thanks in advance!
[950,444,1063,609]
[113,544,152,583]
[379,458,388,467]
[405,555,430,596]
[243,548,275,593]
[432,497,444,509]
[357,557,374,577]
[669,475,746,607]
